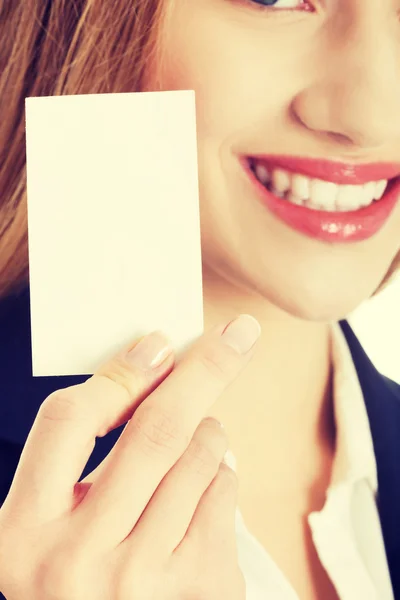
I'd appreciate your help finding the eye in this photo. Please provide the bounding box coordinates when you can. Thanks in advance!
[245,0,314,11]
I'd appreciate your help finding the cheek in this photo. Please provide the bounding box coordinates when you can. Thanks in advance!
[158,12,312,144]
[158,23,297,142]
[159,52,239,138]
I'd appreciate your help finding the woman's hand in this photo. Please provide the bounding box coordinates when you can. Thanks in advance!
[0,314,260,600]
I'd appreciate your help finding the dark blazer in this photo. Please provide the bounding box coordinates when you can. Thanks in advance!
[0,287,399,599]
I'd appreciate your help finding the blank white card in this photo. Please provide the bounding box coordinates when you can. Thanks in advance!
[25,91,203,376]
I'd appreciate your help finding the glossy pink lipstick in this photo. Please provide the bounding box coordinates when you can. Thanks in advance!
[241,155,400,243]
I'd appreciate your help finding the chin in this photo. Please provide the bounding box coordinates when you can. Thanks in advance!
[202,229,392,324]
[273,293,359,323]
[257,276,381,323]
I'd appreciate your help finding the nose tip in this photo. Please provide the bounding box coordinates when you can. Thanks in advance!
[292,86,400,153]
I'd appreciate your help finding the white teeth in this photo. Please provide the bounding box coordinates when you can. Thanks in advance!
[361,182,376,206]
[374,179,387,200]
[291,174,309,200]
[272,169,291,194]
[335,184,364,211]
[254,163,270,185]
[286,192,304,206]
[251,161,389,211]
[309,179,337,211]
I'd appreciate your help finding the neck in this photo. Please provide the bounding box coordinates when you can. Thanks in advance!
[202,265,336,482]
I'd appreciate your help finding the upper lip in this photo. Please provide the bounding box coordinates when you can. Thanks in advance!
[247,155,400,185]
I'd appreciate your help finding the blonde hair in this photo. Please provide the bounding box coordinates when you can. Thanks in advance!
[0,1,399,300]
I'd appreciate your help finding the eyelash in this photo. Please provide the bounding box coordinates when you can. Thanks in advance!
[240,0,315,13]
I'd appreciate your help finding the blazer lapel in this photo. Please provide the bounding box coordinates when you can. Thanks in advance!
[339,320,400,598]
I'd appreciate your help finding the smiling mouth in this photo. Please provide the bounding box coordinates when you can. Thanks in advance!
[247,157,397,212]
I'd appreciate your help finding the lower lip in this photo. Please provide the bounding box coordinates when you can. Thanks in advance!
[242,159,400,243]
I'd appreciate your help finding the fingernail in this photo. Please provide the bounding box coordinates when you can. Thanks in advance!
[222,452,230,466]
[221,314,261,355]
[127,331,172,370]
[203,416,225,429]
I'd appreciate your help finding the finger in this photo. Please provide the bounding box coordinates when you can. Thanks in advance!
[4,332,174,525]
[178,461,239,558]
[72,314,260,551]
[123,417,228,557]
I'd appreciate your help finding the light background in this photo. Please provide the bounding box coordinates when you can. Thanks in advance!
[348,275,400,384]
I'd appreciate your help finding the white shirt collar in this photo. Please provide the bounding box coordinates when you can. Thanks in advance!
[329,320,378,493]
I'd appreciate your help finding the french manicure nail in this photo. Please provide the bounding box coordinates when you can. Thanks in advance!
[127,331,172,370]
[221,314,261,355]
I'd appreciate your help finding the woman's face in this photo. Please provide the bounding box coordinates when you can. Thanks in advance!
[149,0,400,321]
